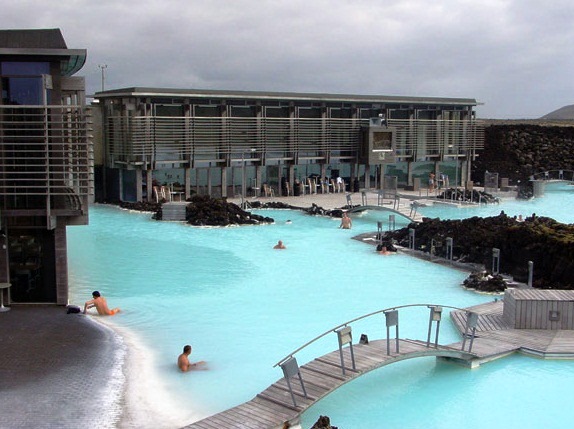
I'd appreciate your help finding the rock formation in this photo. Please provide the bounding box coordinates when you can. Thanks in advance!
[473,124,574,185]
[386,212,574,290]
[182,195,274,226]
[309,415,338,429]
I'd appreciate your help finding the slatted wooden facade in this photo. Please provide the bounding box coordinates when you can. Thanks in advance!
[502,289,574,330]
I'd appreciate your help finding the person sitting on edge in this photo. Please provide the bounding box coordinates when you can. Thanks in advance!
[177,345,206,372]
[83,290,120,315]
[273,240,286,249]
[340,212,352,229]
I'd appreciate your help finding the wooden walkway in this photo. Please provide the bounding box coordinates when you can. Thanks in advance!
[183,301,574,429]
[449,301,574,363]
[183,339,475,429]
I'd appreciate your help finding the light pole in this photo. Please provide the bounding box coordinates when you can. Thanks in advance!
[98,64,108,92]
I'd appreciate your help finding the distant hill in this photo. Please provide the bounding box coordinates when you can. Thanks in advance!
[541,104,574,120]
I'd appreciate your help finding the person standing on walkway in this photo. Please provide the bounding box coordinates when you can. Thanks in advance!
[428,172,436,192]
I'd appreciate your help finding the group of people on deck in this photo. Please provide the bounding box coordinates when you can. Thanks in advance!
[429,172,450,192]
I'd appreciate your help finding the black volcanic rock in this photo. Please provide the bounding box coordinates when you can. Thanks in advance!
[310,415,338,429]
[184,195,274,226]
[472,124,574,186]
[463,271,508,293]
[386,212,574,289]
[117,200,162,213]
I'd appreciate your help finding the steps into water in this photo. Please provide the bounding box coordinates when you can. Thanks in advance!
[161,202,187,221]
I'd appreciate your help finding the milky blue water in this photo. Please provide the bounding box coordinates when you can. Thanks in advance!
[67,182,574,428]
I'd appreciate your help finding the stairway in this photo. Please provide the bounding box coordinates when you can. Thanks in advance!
[161,202,187,221]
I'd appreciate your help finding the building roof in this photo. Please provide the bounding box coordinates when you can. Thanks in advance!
[95,87,479,107]
[0,29,67,49]
[0,29,86,76]
[506,288,574,301]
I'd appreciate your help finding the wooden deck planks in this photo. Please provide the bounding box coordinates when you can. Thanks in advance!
[250,395,298,420]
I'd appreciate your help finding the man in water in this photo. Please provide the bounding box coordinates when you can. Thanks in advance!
[273,240,286,249]
[83,290,120,315]
[376,244,391,255]
[177,345,206,372]
[340,212,352,229]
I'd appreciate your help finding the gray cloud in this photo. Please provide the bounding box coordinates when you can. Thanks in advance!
[2,0,574,118]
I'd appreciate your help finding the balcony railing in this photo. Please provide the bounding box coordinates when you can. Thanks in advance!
[0,105,93,211]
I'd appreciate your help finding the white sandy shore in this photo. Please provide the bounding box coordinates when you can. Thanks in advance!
[89,315,202,429]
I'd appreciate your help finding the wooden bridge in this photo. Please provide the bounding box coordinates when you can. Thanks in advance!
[530,169,574,197]
[345,190,426,223]
[182,303,521,429]
[531,169,574,183]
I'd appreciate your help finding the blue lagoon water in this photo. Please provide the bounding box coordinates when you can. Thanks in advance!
[67,183,574,428]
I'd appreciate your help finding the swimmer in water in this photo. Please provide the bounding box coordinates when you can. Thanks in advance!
[83,291,120,315]
[273,240,286,249]
[339,212,352,229]
[177,345,207,372]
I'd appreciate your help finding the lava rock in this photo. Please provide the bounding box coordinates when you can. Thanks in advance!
[386,212,574,289]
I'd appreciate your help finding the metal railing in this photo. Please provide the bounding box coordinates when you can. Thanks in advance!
[274,303,475,368]
[0,105,93,201]
[531,169,574,182]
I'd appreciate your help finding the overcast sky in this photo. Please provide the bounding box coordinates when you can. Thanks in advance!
[3,0,574,118]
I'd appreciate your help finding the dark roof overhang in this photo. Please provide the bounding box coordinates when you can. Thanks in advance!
[95,87,479,107]
[0,47,87,76]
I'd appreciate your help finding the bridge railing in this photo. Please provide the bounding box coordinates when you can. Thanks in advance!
[273,304,465,367]
[274,303,480,406]
[531,169,574,182]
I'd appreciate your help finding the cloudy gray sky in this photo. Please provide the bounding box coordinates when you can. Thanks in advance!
[3,0,573,118]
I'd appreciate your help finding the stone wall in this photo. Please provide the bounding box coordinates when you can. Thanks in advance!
[472,123,574,184]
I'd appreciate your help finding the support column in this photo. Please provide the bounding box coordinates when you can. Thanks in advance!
[119,169,124,201]
[351,164,357,192]
[407,161,414,186]
[256,166,262,197]
[207,167,213,196]
[364,165,371,190]
[146,169,153,201]
[221,167,227,198]
[184,167,191,199]
[136,167,143,202]
[277,165,284,196]
[54,225,68,305]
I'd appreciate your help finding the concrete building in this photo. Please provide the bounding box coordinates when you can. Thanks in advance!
[94,88,484,202]
[0,29,92,305]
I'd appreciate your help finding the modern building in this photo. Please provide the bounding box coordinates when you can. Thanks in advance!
[94,88,484,203]
[0,29,92,305]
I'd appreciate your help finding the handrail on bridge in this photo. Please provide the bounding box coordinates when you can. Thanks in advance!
[274,303,471,368]
[531,169,574,181]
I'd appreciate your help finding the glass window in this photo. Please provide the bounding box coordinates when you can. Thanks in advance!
[155,105,183,116]
[2,77,44,105]
[231,106,256,117]
[1,62,50,76]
